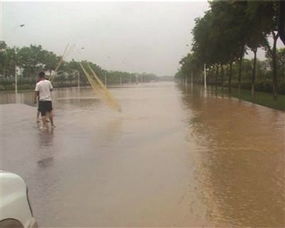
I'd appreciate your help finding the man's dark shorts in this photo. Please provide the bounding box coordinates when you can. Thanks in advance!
[39,100,53,116]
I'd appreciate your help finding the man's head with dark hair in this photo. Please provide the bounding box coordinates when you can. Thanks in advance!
[38,71,45,78]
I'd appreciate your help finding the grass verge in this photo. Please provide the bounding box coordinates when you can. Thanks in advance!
[216,87,285,111]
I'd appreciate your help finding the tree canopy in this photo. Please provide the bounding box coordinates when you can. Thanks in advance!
[0,42,158,90]
[178,0,284,98]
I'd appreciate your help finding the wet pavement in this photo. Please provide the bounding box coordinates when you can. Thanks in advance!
[0,82,284,227]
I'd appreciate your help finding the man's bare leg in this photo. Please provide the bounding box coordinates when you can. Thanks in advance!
[48,111,55,127]
[41,114,48,129]
[37,111,40,122]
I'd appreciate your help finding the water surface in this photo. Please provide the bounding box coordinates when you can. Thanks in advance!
[0,82,284,226]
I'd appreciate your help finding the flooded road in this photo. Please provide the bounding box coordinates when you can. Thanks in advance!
[0,82,284,227]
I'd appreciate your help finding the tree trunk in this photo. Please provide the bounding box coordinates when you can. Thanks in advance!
[238,49,243,95]
[238,57,242,94]
[229,62,232,94]
[221,64,224,92]
[215,65,219,94]
[272,31,279,100]
[251,48,257,97]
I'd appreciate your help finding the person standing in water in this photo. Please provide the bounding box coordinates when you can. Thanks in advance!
[34,71,55,129]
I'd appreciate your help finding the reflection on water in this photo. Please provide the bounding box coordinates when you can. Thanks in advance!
[37,128,54,168]
[0,83,284,227]
[181,84,285,226]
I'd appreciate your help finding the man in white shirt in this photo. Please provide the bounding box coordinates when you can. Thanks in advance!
[34,72,55,128]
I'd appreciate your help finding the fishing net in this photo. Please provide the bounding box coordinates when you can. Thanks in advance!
[79,62,121,112]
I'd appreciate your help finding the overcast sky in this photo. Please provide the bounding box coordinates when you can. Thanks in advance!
[1,1,209,76]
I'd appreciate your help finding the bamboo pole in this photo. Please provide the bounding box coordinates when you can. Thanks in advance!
[50,43,71,82]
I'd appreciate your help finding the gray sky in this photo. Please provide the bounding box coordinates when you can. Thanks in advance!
[1,1,209,76]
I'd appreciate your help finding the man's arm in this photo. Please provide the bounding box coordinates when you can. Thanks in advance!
[34,91,39,104]
[34,83,39,104]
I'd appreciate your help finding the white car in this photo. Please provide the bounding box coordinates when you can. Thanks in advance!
[0,171,37,228]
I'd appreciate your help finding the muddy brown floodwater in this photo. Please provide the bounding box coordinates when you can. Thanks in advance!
[0,82,284,227]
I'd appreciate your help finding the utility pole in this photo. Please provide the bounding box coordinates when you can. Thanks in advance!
[15,49,17,95]
[14,24,25,101]
[77,71,80,89]
[104,72,107,87]
[190,72,193,89]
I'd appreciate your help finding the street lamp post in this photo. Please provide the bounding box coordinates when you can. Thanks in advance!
[14,47,17,95]
[204,64,207,97]
[77,71,80,89]
[14,24,25,100]
[204,64,207,89]
[104,71,107,87]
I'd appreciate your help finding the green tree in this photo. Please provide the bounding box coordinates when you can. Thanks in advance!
[42,50,58,76]
[17,45,46,77]
[0,41,7,76]
[247,1,280,99]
